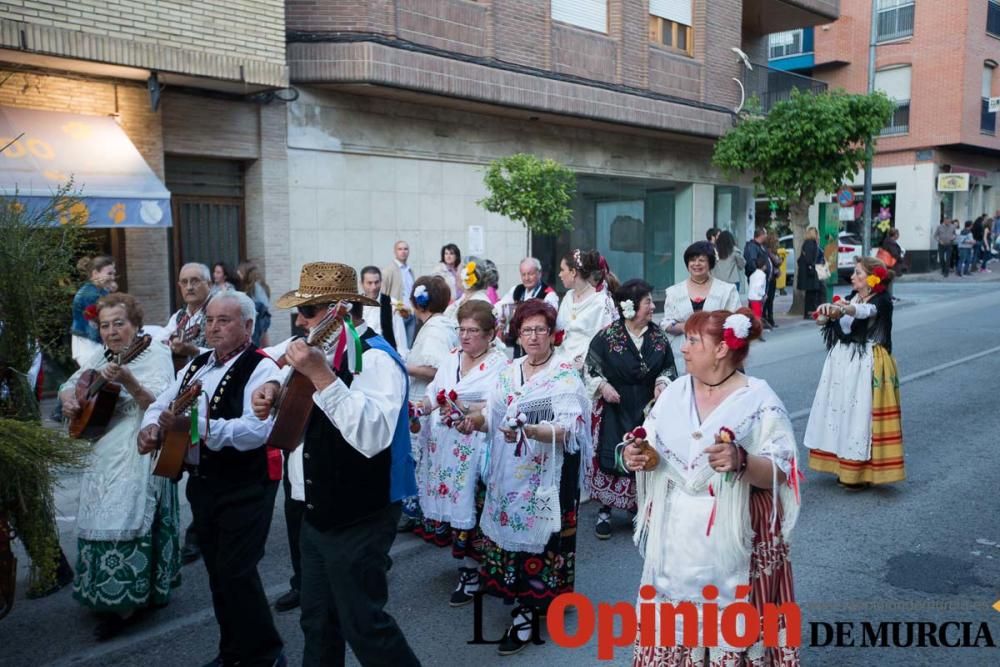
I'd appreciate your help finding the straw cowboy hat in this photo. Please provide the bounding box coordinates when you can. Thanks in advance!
[275,262,379,309]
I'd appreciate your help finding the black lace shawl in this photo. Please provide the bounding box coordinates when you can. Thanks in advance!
[820,291,893,356]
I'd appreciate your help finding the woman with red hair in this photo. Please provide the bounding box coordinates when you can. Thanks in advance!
[624,308,801,666]
[805,257,904,488]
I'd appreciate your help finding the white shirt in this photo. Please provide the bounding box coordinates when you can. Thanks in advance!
[494,282,560,316]
[396,259,415,309]
[158,304,210,358]
[141,345,279,464]
[748,269,767,301]
[265,324,407,501]
[362,303,410,360]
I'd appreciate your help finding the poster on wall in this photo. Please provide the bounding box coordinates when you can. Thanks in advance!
[467,225,485,256]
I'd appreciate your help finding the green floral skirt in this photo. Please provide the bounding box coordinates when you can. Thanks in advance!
[73,479,181,614]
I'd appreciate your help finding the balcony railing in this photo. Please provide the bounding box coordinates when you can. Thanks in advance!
[881,101,910,136]
[982,98,997,134]
[876,1,915,42]
[989,0,1000,37]
[743,62,827,114]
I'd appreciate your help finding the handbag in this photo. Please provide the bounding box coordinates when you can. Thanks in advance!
[521,422,561,547]
[875,247,897,268]
[815,262,831,281]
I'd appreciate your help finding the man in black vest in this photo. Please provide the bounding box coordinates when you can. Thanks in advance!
[253,262,420,667]
[495,257,560,358]
[140,291,284,667]
[359,265,409,357]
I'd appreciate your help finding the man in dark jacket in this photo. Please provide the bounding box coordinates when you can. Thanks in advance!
[744,227,776,327]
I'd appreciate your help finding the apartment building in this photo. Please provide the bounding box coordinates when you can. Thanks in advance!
[769,0,1000,271]
[0,1,292,334]
[285,0,839,291]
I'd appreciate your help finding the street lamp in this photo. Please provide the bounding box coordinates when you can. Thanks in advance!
[862,0,878,256]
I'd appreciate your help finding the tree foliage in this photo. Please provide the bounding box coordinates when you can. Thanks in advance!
[713,89,895,217]
[478,153,576,236]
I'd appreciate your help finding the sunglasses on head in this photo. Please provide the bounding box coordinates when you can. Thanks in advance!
[298,303,332,318]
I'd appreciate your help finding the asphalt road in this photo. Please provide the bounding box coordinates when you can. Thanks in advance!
[4,278,1000,667]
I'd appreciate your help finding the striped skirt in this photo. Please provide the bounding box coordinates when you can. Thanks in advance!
[808,344,905,485]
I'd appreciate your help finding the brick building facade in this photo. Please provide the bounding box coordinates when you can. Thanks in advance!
[0,0,291,340]
[285,0,838,291]
[770,0,1000,271]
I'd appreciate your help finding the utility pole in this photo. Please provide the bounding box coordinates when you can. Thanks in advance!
[862,0,879,256]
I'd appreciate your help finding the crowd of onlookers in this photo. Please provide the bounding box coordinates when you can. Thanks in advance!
[934,213,1000,277]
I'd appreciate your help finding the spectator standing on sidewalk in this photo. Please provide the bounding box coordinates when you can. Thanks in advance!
[971,216,985,271]
[933,218,957,277]
[957,221,975,277]
[744,227,776,329]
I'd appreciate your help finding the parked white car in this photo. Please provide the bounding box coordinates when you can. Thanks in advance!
[779,232,862,283]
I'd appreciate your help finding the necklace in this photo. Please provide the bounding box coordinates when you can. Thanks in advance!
[689,276,710,285]
[465,348,489,361]
[701,368,737,388]
[527,351,554,367]
[571,285,593,320]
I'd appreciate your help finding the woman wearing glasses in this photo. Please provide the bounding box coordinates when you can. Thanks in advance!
[458,299,591,656]
[411,301,506,606]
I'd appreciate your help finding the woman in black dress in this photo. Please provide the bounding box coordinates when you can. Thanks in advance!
[797,226,826,318]
[585,279,676,539]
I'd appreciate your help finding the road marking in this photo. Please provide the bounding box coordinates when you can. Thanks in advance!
[787,343,1000,421]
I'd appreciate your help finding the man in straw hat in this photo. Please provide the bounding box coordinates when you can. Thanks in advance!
[252,262,421,666]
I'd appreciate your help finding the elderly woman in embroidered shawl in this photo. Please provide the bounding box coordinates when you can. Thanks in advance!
[412,301,506,606]
[458,299,591,657]
[624,308,801,667]
[58,293,179,641]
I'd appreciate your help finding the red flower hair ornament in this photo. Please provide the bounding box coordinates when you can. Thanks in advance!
[722,313,751,350]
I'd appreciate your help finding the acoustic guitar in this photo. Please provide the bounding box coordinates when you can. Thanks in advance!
[266,302,348,451]
[68,333,152,439]
[150,380,203,479]
[170,318,203,373]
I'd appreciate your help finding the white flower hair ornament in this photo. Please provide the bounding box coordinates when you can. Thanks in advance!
[722,313,752,350]
[620,299,636,320]
[413,284,430,308]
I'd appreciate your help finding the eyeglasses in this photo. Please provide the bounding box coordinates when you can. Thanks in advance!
[519,326,551,338]
[457,327,484,336]
[298,304,330,318]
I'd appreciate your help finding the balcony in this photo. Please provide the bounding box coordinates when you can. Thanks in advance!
[989,0,1000,38]
[743,62,827,113]
[743,0,840,35]
[881,101,910,136]
[982,98,997,135]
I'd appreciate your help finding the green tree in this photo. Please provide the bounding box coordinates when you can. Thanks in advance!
[478,154,576,243]
[0,187,92,601]
[713,89,894,313]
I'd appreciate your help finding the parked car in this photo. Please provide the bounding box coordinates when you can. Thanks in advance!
[779,232,862,283]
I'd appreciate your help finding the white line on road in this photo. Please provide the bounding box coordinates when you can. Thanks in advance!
[786,343,1000,421]
[43,343,1000,665]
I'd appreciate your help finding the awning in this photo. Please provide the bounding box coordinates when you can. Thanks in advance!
[0,106,172,227]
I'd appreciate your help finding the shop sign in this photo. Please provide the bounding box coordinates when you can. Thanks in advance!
[937,173,970,192]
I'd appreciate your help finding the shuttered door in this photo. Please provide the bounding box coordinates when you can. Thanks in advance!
[165,158,245,309]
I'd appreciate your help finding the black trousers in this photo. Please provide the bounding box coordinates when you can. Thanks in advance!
[282,454,305,592]
[938,244,953,276]
[803,289,823,318]
[763,278,777,324]
[300,503,420,667]
[187,477,283,666]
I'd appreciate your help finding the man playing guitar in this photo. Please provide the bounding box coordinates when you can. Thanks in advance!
[139,291,285,667]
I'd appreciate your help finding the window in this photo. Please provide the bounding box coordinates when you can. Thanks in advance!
[768,30,804,59]
[875,66,912,135]
[876,0,915,42]
[649,0,692,54]
[983,63,997,134]
[989,0,1000,37]
[551,0,607,33]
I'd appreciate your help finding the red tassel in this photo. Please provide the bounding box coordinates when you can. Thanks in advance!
[788,459,804,504]
[706,483,717,537]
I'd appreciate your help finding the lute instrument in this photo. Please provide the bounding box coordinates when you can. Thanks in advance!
[150,380,203,478]
[169,311,204,373]
[68,333,152,439]
[266,302,348,451]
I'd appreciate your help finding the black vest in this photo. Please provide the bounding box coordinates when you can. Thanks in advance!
[378,293,397,350]
[182,347,270,486]
[302,329,393,531]
[512,280,550,303]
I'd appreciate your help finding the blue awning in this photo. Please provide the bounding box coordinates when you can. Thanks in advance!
[0,106,172,227]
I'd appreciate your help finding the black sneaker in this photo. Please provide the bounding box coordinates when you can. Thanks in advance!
[497,607,535,656]
[274,588,300,612]
[449,567,480,607]
[595,509,612,540]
